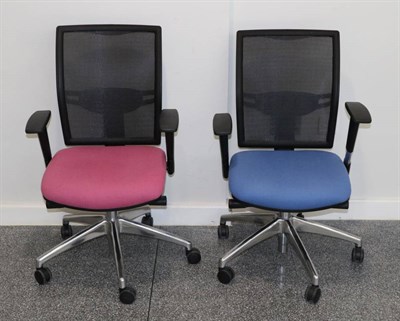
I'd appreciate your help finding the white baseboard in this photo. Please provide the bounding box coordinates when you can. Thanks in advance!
[0,200,398,226]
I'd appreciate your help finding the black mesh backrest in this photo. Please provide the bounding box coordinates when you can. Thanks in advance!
[56,25,162,145]
[236,30,340,148]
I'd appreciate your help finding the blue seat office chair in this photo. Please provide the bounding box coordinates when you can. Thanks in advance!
[26,25,201,304]
[213,30,371,303]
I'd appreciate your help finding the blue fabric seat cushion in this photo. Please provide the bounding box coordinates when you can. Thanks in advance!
[229,150,351,211]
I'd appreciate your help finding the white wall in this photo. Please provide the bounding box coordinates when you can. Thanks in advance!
[1,1,399,225]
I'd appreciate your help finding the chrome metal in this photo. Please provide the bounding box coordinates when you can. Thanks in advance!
[278,233,288,254]
[220,212,277,225]
[62,214,105,226]
[280,212,290,220]
[104,218,115,255]
[219,218,283,268]
[218,211,363,286]
[344,151,352,167]
[36,220,107,268]
[285,221,319,286]
[36,207,196,290]
[119,206,151,222]
[119,218,192,250]
[61,206,151,228]
[291,216,362,246]
[107,211,126,289]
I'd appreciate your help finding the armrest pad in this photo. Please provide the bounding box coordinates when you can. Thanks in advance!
[213,113,232,136]
[25,110,51,134]
[160,109,178,175]
[160,109,179,133]
[345,102,372,124]
[25,110,52,166]
[344,102,371,171]
[213,113,232,179]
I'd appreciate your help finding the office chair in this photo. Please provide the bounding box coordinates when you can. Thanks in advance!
[26,25,201,304]
[213,30,371,303]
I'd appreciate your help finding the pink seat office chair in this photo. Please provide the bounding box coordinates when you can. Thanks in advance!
[26,25,201,304]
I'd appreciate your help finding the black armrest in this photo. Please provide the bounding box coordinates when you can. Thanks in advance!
[160,109,179,175]
[213,113,232,179]
[344,102,372,171]
[345,102,372,124]
[25,110,52,166]
[213,113,232,136]
[160,109,179,132]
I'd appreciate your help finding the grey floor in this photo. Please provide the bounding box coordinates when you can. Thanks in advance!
[0,220,399,321]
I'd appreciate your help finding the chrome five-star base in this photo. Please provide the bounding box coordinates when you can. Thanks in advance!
[34,207,201,304]
[217,212,364,304]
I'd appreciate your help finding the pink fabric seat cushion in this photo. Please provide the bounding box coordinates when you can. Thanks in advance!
[41,146,166,210]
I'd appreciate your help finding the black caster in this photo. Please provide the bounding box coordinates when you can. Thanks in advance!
[61,223,73,240]
[297,213,304,218]
[141,214,154,226]
[352,246,364,262]
[217,266,235,284]
[186,247,201,264]
[217,224,229,239]
[119,286,136,304]
[34,267,52,285]
[305,284,321,304]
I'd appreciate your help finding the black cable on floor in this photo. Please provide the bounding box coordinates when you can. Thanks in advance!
[146,240,160,321]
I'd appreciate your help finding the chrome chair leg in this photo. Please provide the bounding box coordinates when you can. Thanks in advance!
[62,214,105,226]
[106,212,137,304]
[119,218,192,250]
[219,218,282,268]
[36,220,107,268]
[104,219,115,255]
[118,217,201,264]
[285,221,319,286]
[108,212,125,290]
[291,216,362,247]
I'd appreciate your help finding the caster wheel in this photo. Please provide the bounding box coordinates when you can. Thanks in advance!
[141,214,153,226]
[34,267,52,285]
[352,246,364,262]
[119,286,136,304]
[217,224,229,239]
[217,266,235,284]
[297,213,304,218]
[61,224,73,240]
[305,284,321,304]
[186,247,201,264]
